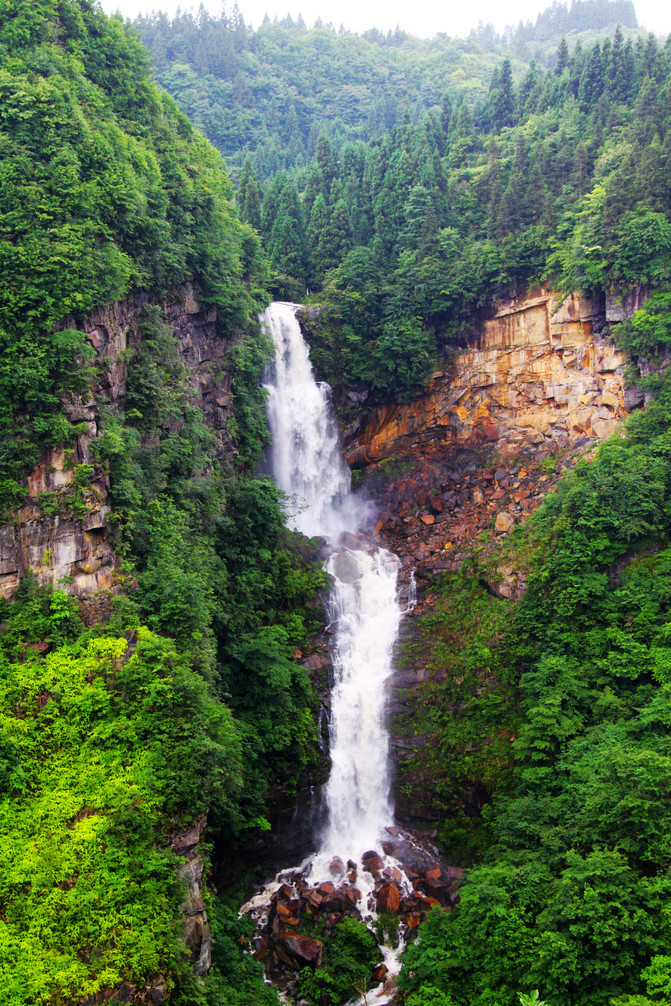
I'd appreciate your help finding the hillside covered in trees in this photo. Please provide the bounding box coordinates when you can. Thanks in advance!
[0,2,322,1003]
[234,18,671,405]
[134,0,641,179]
[3,0,671,1005]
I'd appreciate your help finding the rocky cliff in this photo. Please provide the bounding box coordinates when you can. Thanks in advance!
[349,290,629,470]
[349,290,632,576]
[345,290,636,824]
[0,285,232,608]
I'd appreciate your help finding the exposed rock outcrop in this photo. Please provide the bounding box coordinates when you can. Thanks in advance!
[173,815,212,977]
[0,285,232,603]
[348,291,627,469]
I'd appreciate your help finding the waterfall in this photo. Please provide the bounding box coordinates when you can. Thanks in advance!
[261,301,403,863]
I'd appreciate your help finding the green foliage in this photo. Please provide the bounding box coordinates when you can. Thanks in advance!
[135,7,671,404]
[199,903,280,1006]
[299,917,379,1006]
[397,572,517,862]
[613,292,671,358]
[0,575,81,661]
[0,0,265,483]
[518,993,547,1006]
[0,628,242,1004]
[400,370,671,1005]
[136,3,639,181]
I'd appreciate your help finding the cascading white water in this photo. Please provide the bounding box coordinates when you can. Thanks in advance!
[264,301,365,539]
[261,302,402,861]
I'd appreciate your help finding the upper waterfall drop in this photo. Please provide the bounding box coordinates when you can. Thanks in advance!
[262,301,368,539]
[261,301,404,863]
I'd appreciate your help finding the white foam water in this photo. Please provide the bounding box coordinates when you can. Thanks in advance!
[262,301,403,860]
[245,302,412,998]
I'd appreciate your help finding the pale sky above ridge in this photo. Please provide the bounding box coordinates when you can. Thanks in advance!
[101,0,671,42]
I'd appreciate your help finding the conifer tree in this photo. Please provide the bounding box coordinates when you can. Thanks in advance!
[236,156,263,231]
[555,36,570,75]
[492,58,516,130]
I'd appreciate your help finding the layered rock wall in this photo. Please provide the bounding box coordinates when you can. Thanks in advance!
[348,291,628,468]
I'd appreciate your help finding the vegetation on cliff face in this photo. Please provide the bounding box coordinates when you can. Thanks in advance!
[0,626,238,1002]
[0,2,323,1003]
[398,314,671,1004]
[0,0,264,493]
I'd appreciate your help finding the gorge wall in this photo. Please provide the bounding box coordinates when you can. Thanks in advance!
[0,285,232,608]
[344,290,635,825]
[349,289,631,577]
[349,290,629,470]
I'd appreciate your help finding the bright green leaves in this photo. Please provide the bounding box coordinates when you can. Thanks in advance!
[0,629,243,1005]
[614,292,671,358]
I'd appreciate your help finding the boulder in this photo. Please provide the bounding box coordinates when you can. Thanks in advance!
[361,850,384,875]
[277,934,324,970]
[372,963,388,982]
[331,551,362,583]
[377,882,401,911]
[494,511,515,534]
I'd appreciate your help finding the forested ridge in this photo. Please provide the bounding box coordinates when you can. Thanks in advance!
[229,17,671,408]
[135,0,640,180]
[3,0,671,1004]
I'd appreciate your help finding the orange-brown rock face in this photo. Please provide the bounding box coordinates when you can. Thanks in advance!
[349,292,627,468]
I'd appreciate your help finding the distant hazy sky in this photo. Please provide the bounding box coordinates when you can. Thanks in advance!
[100,0,671,40]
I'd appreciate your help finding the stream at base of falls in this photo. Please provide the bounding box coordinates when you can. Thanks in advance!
[240,302,427,1005]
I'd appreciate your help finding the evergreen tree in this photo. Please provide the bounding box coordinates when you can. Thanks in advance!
[267,179,306,279]
[491,58,516,130]
[236,156,263,231]
[555,36,570,75]
[578,41,605,109]
[440,92,452,138]
[307,193,329,284]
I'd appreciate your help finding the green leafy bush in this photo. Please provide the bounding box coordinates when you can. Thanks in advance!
[0,628,242,1004]
[299,918,380,1006]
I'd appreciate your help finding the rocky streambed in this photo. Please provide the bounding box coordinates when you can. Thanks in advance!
[243,825,463,999]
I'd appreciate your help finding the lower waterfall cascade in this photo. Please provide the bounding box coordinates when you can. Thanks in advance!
[242,301,418,1003]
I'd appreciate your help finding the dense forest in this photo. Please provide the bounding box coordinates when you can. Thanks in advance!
[134,0,640,179]
[228,21,671,406]
[3,0,671,1004]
